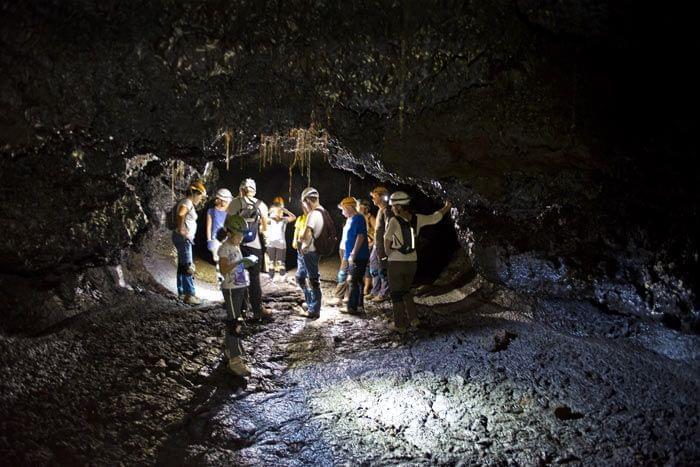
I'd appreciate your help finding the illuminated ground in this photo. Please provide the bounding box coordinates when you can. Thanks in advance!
[1,270,698,464]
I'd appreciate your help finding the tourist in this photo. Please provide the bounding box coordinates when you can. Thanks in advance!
[368,186,392,303]
[339,196,370,314]
[358,198,376,297]
[267,196,296,283]
[295,187,325,318]
[227,178,271,319]
[218,214,258,377]
[171,180,207,305]
[384,191,452,332]
[206,188,233,282]
[326,211,352,307]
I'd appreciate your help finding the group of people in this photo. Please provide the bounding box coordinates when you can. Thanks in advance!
[170,178,451,376]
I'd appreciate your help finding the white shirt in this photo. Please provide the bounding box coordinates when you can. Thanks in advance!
[218,242,250,289]
[305,207,325,252]
[339,218,352,253]
[385,211,443,262]
[177,198,197,241]
[266,218,288,249]
[227,196,269,249]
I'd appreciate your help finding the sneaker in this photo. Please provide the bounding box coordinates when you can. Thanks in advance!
[228,356,251,376]
[183,294,201,305]
[371,295,389,303]
[345,307,365,316]
[342,297,349,305]
[326,297,341,307]
[365,293,375,301]
[388,323,407,334]
[410,318,421,328]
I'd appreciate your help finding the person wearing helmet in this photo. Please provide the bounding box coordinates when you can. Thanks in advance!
[384,191,452,332]
[368,186,393,302]
[171,180,207,305]
[206,188,234,282]
[295,186,325,318]
[338,196,370,314]
[227,178,271,320]
[267,196,296,283]
[326,198,355,307]
[218,214,258,377]
[358,198,377,297]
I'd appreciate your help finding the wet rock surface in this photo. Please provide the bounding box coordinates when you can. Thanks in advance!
[2,278,697,465]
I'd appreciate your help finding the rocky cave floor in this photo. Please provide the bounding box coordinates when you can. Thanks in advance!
[1,264,699,466]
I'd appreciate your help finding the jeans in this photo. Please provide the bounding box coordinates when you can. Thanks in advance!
[370,246,389,297]
[241,246,263,316]
[334,257,349,299]
[296,251,321,314]
[347,258,368,312]
[222,287,246,359]
[388,261,418,328]
[172,232,195,296]
[268,247,286,278]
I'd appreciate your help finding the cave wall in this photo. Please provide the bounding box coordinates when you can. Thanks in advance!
[1,0,698,332]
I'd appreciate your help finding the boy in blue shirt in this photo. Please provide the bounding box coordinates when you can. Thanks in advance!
[338,196,370,314]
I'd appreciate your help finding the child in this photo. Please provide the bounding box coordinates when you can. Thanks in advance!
[266,196,296,283]
[218,214,258,377]
[206,188,233,282]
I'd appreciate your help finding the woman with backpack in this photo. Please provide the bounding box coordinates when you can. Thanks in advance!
[384,191,452,332]
[171,180,207,305]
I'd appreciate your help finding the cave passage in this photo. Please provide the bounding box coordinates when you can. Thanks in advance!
[1,1,699,465]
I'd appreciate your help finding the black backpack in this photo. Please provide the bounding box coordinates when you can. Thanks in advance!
[395,216,417,254]
[312,208,338,257]
[238,198,262,243]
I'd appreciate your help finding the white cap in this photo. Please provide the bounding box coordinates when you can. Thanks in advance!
[215,188,233,201]
[389,191,411,206]
[239,178,256,192]
[301,187,319,202]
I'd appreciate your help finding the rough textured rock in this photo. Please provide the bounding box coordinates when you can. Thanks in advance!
[0,0,698,332]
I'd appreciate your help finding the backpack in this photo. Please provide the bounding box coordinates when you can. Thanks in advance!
[394,216,417,255]
[238,198,262,243]
[312,208,338,257]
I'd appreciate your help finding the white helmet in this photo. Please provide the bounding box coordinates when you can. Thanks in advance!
[389,191,411,206]
[240,178,256,192]
[301,186,319,202]
[215,188,233,201]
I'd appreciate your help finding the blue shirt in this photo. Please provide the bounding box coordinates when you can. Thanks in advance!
[208,208,228,239]
[344,214,370,260]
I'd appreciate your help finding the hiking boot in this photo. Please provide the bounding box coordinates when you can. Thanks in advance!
[296,306,320,319]
[371,295,388,303]
[388,323,407,334]
[252,307,273,321]
[326,297,341,307]
[228,356,251,377]
[345,307,365,316]
[364,293,375,301]
[183,294,201,305]
[410,318,421,328]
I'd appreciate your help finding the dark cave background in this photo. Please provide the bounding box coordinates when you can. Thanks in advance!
[0,0,698,334]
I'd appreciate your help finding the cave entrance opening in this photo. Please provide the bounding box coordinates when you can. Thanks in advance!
[145,150,460,304]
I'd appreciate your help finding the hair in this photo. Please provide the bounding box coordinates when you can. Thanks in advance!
[359,198,372,208]
[304,194,319,203]
[186,187,203,197]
